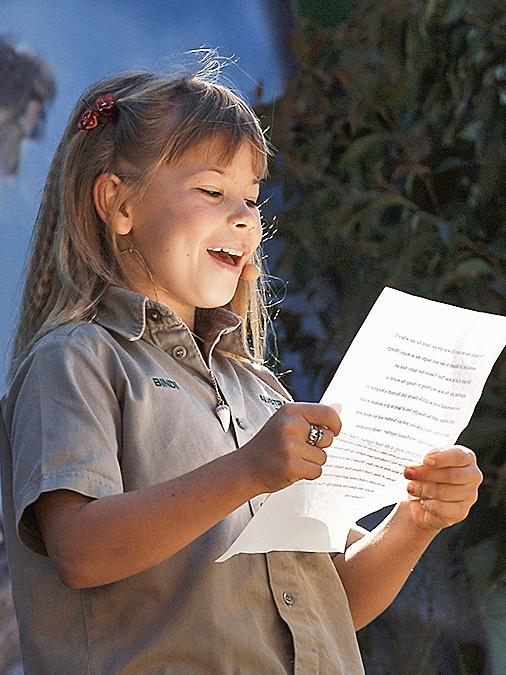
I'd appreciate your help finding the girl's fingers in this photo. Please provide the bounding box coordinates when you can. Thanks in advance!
[302,459,324,481]
[299,423,334,449]
[404,446,483,487]
[417,497,473,525]
[405,464,481,486]
[294,402,342,436]
[406,446,482,530]
[316,427,334,449]
[407,480,477,503]
[422,446,476,469]
[302,446,328,466]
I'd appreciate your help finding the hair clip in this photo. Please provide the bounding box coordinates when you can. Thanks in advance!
[95,94,116,117]
[77,93,117,131]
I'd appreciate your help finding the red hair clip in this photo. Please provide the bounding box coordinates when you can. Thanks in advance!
[77,93,117,131]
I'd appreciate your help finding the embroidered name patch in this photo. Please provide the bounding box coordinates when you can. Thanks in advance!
[152,377,179,389]
[260,394,285,408]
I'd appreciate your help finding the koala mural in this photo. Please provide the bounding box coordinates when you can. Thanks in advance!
[0,38,55,177]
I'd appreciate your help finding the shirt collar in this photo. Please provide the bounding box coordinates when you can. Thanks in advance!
[93,285,252,360]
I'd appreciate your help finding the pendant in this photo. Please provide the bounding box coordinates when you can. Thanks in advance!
[216,404,231,433]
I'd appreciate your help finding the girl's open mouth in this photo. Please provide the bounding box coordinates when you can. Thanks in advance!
[207,247,243,268]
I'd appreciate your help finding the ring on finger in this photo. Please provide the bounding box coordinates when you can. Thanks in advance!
[307,424,325,446]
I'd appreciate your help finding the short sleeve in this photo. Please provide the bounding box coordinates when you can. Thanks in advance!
[5,334,123,555]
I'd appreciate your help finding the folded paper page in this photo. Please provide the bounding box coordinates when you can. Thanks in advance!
[217,288,506,562]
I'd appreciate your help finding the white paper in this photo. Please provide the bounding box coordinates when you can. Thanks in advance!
[217,288,506,562]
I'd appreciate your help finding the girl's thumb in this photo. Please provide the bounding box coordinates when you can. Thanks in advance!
[241,262,261,281]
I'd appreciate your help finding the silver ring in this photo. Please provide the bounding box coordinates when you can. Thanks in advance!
[307,424,325,446]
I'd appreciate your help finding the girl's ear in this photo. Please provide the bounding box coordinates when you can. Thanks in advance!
[93,173,132,236]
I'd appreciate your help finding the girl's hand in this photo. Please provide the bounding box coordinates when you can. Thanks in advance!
[404,446,483,532]
[239,402,341,494]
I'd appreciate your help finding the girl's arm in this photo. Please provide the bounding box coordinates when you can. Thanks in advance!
[34,402,340,588]
[332,446,482,630]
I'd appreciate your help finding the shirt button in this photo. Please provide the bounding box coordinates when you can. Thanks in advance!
[282,591,294,606]
[148,309,161,322]
[172,345,187,360]
[235,417,247,430]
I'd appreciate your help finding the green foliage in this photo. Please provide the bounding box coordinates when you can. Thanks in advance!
[257,0,506,670]
[293,0,355,27]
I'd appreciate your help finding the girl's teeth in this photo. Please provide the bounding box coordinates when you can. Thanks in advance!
[208,247,242,257]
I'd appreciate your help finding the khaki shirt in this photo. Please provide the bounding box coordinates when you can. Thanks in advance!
[0,285,364,675]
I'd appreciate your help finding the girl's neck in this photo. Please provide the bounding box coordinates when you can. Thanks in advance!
[132,283,196,331]
[120,254,196,330]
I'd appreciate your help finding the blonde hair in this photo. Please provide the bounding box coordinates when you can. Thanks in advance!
[9,62,271,381]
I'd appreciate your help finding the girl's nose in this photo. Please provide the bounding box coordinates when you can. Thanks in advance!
[228,201,259,230]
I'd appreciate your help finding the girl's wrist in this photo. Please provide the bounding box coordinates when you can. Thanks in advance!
[232,443,266,499]
[394,501,442,541]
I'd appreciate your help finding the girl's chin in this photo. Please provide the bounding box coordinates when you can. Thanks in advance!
[197,282,239,309]
[198,294,236,309]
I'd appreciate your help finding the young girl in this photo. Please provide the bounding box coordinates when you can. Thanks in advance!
[0,64,482,674]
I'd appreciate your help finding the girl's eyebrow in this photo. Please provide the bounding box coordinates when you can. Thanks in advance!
[192,167,260,185]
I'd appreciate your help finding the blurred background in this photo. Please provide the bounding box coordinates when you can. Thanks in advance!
[1,1,505,673]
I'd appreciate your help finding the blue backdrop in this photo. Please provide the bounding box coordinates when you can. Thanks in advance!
[0,0,289,391]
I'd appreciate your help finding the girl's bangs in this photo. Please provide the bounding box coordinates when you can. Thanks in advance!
[161,82,270,178]
[204,124,268,178]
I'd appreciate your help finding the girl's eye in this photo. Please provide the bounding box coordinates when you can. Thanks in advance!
[199,188,222,198]
[198,188,260,208]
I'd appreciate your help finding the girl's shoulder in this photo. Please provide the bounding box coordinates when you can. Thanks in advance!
[29,320,121,360]
[7,321,125,396]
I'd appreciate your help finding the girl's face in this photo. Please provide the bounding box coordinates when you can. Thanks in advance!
[121,141,262,329]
